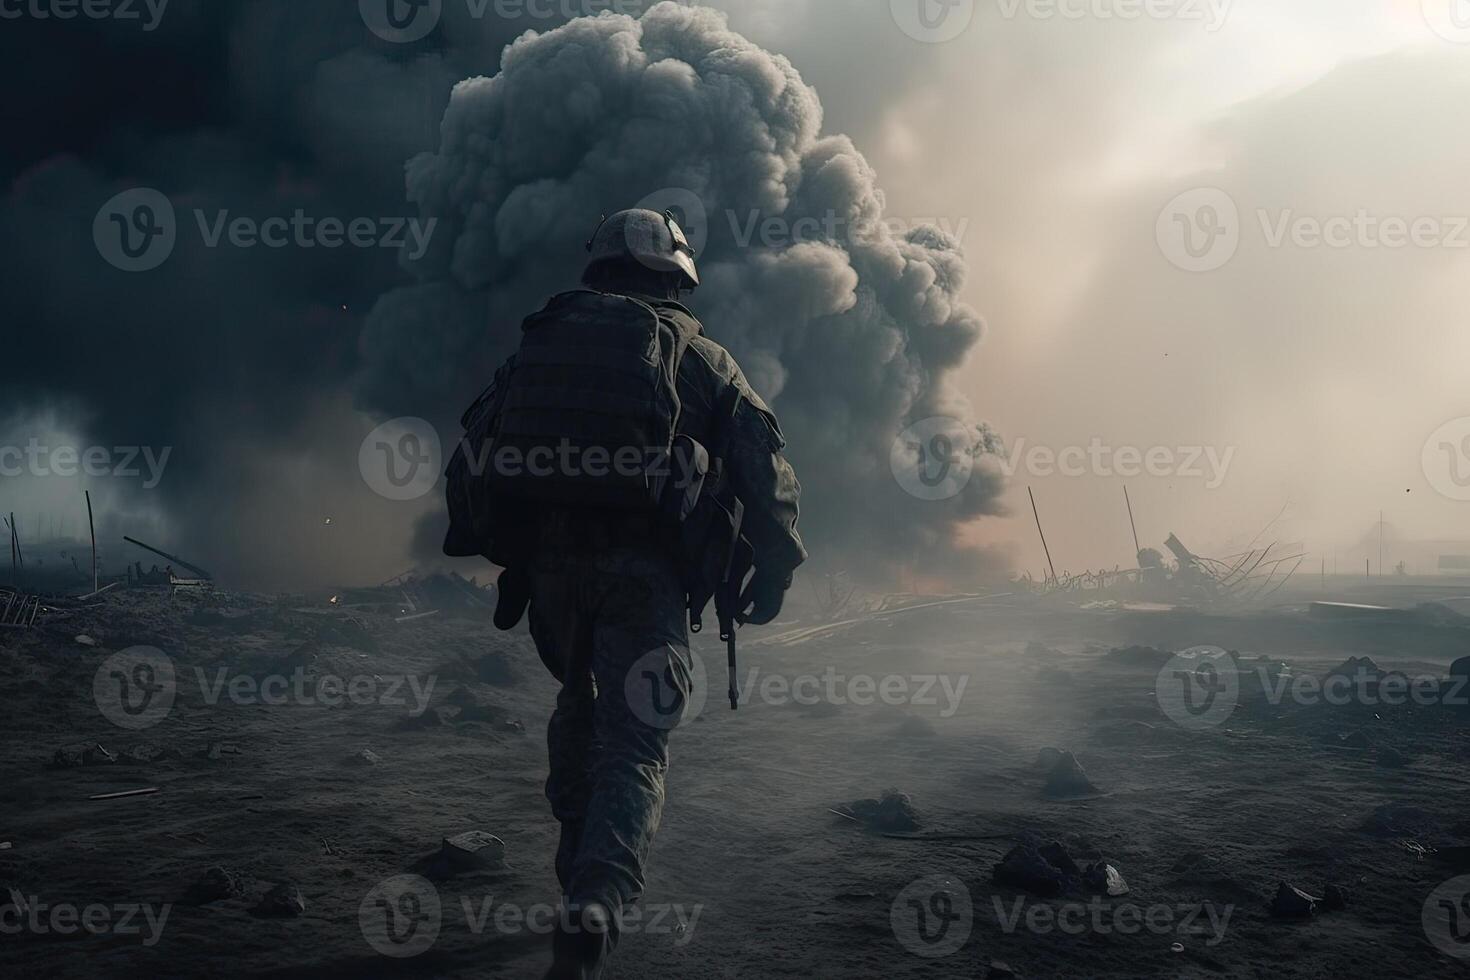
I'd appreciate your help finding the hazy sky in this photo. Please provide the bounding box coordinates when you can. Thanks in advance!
[6,0,1468,588]
[716,0,1470,577]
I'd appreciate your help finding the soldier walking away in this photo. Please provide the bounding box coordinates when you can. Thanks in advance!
[443,208,807,979]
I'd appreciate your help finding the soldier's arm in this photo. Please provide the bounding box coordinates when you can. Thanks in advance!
[686,338,807,575]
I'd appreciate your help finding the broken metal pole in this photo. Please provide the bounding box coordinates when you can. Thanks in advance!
[1124,486,1141,558]
[122,536,214,581]
[1028,487,1058,584]
[85,490,97,595]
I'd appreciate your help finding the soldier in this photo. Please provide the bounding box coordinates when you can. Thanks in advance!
[444,208,806,979]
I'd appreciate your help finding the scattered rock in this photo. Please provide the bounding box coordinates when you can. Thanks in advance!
[1450,655,1470,683]
[1270,882,1319,918]
[456,704,509,726]
[1326,656,1388,682]
[119,743,170,765]
[1034,747,1064,770]
[842,790,921,833]
[1377,746,1410,768]
[50,743,116,768]
[894,717,937,738]
[987,961,1022,979]
[398,707,452,730]
[993,840,1070,897]
[1322,884,1349,911]
[440,831,507,871]
[1362,802,1439,838]
[1043,751,1100,798]
[201,742,242,761]
[1083,862,1129,897]
[1038,841,1081,877]
[443,685,480,708]
[183,866,249,905]
[474,651,520,686]
[74,635,98,647]
[253,881,306,917]
[348,748,381,766]
[280,642,321,676]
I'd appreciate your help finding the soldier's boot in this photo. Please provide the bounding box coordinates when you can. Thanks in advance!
[543,901,613,980]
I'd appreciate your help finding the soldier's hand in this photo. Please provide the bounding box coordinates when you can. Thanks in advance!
[736,566,792,626]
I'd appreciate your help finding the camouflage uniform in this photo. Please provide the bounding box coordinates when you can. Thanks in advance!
[526,295,804,942]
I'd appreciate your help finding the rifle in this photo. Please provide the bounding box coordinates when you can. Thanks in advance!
[685,387,755,709]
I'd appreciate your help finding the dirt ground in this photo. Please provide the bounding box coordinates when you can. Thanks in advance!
[2,584,1469,978]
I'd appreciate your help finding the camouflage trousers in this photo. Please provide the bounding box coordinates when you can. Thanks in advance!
[527,540,692,939]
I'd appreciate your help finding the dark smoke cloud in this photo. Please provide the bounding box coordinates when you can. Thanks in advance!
[360,3,1006,578]
[0,0,1004,589]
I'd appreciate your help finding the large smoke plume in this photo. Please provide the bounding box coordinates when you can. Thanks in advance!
[0,1,1004,589]
[361,3,1005,580]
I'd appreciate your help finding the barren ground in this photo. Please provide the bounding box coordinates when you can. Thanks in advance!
[2,585,1469,978]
